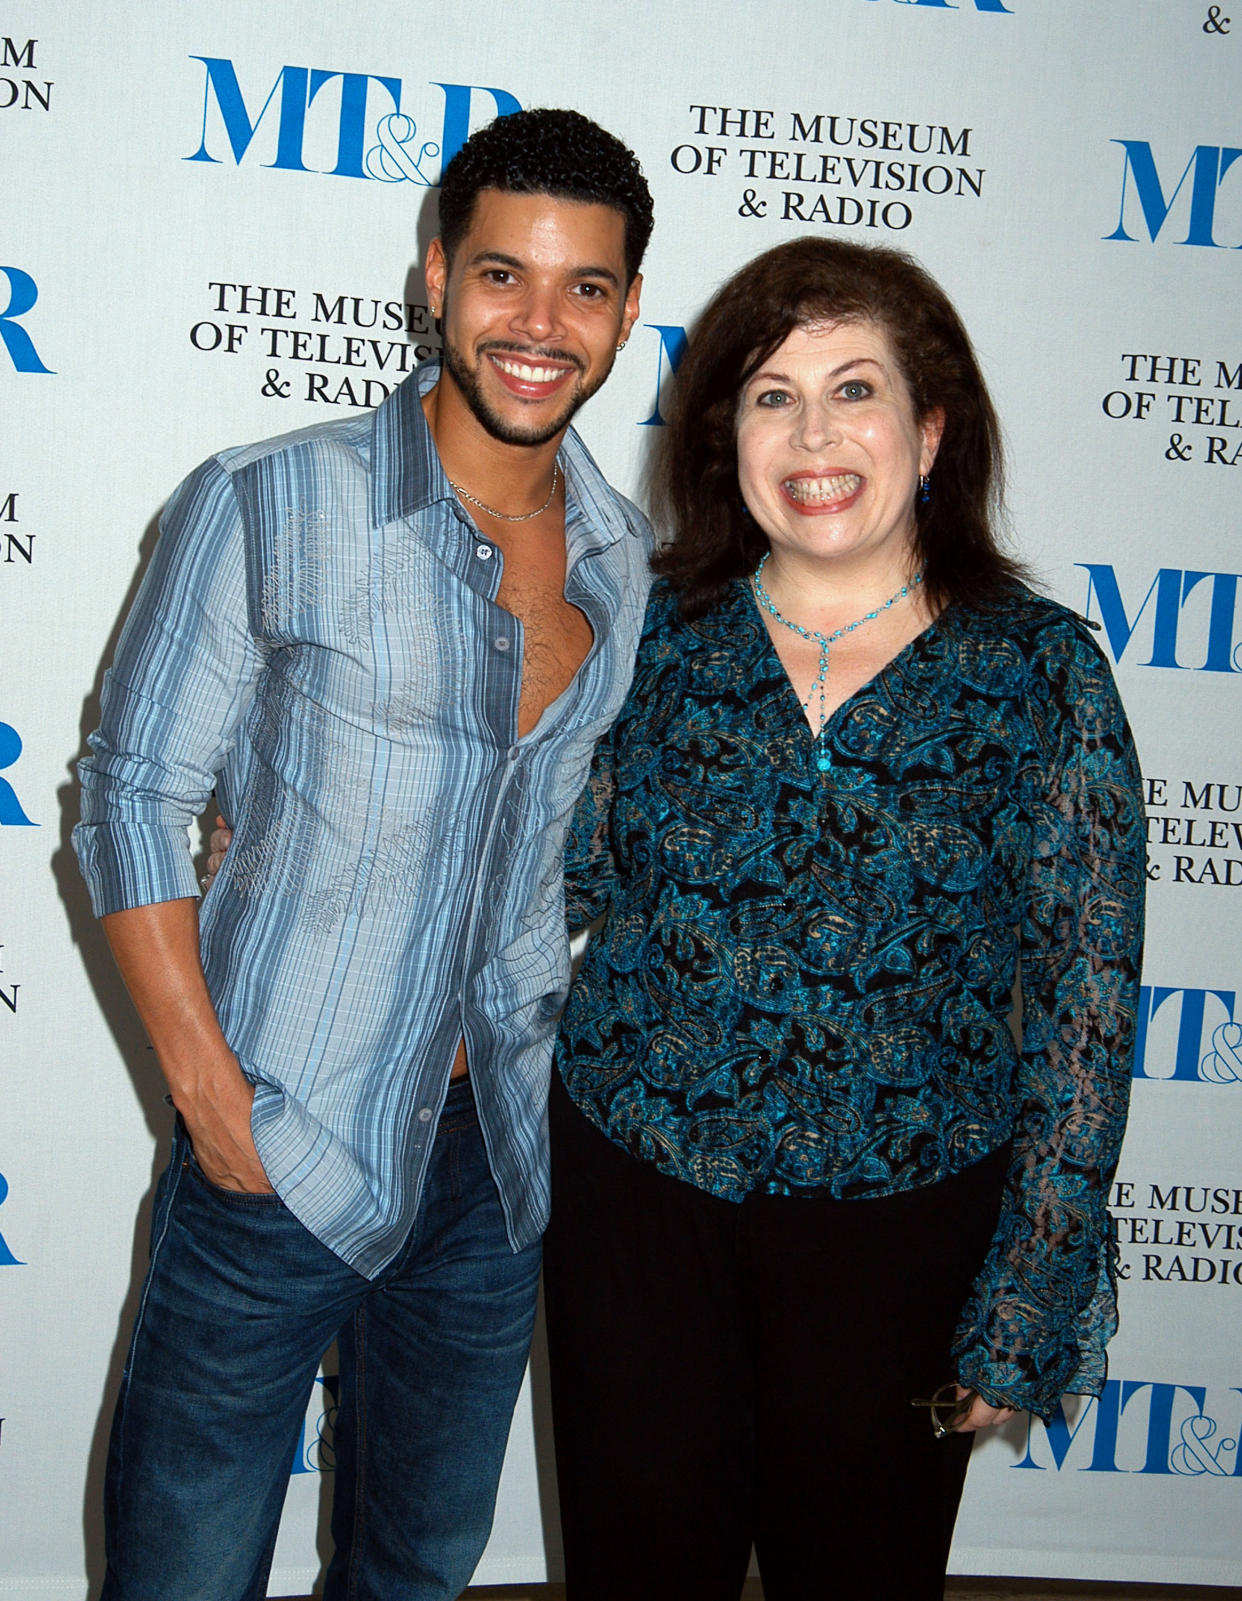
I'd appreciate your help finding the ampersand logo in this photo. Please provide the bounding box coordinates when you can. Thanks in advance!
[1200,1021,1242,1083]
[1171,1411,1238,1475]
[364,113,440,184]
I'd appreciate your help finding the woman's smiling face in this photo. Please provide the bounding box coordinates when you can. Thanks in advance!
[736,319,943,582]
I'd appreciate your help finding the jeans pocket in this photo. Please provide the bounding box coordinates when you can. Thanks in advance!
[183,1145,283,1208]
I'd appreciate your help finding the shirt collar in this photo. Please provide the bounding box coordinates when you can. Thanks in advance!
[369,358,635,550]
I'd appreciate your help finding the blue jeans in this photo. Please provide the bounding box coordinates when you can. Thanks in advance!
[100,1080,541,1601]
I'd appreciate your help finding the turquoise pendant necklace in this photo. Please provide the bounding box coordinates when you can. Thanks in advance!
[751,554,924,773]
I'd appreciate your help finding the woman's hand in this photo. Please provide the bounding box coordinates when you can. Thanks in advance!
[951,1386,1016,1433]
[203,815,233,892]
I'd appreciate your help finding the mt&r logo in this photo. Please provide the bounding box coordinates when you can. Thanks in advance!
[862,0,1012,10]
[1079,565,1242,674]
[0,722,35,824]
[187,58,519,184]
[1018,1379,1242,1476]
[1107,141,1242,248]
[1135,983,1242,1083]
[0,1171,24,1268]
[0,268,54,376]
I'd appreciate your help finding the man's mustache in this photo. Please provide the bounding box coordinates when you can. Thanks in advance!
[477,341,585,373]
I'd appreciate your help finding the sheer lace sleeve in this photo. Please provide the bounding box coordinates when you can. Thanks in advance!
[952,623,1146,1421]
[563,728,620,932]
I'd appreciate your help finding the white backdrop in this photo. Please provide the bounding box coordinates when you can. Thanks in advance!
[2,1,1240,1594]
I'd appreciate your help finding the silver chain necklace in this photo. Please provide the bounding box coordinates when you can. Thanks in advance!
[751,552,923,773]
[448,461,560,523]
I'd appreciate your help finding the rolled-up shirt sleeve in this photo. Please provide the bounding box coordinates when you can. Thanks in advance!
[74,456,266,916]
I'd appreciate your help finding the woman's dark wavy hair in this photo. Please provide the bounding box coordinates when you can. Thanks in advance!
[652,236,1022,617]
[438,108,653,285]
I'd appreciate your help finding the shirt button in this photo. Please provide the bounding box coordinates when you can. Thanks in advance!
[417,1107,433,1123]
[494,636,511,652]
[475,543,493,560]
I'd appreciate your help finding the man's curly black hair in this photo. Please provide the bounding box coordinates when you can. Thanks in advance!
[437,108,654,284]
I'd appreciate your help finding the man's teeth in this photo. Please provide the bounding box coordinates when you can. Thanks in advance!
[493,356,566,384]
[784,473,862,505]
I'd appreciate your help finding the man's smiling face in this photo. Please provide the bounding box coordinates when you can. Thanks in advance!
[425,187,642,448]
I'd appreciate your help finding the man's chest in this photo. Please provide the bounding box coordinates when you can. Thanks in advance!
[492,529,594,738]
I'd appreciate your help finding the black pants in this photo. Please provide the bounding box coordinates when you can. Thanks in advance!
[543,1073,1009,1601]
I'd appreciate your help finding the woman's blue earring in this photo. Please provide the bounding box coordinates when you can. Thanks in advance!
[918,474,931,505]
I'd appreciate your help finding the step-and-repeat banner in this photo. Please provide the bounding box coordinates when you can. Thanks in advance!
[2,1,1239,1593]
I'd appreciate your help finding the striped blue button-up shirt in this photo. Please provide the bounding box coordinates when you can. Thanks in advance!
[75,362,652,1276]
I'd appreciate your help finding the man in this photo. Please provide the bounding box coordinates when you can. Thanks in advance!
[74,108,653,1601]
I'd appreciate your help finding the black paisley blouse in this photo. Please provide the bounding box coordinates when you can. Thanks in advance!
[555,577,1145,1420]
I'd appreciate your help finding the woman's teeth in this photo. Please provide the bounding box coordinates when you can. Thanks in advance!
[783,473,862,505]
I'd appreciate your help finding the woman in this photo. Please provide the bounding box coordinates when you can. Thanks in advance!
[542,237,1145,1600]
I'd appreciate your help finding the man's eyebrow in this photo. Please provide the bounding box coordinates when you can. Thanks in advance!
[467,250,620,288]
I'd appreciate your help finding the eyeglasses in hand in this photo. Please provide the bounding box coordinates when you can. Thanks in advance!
[910,1383,976,1439]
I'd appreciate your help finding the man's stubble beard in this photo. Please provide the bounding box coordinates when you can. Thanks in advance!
[440,335,615,448]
